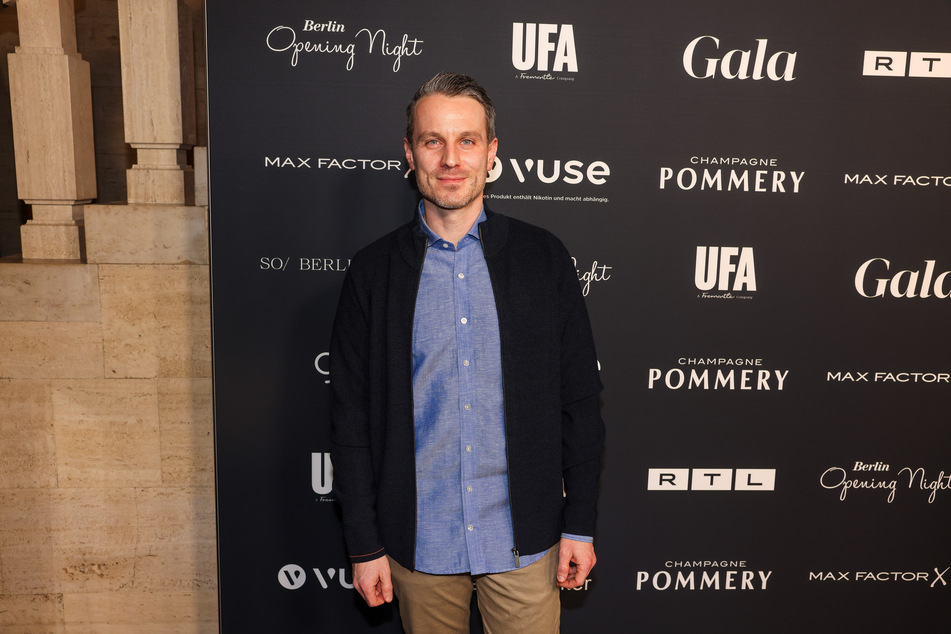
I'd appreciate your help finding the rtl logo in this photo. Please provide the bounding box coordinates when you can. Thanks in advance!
[695,247,757,292]
[512,23,578,72]
[863,51,951,78]
[648,469,776,491]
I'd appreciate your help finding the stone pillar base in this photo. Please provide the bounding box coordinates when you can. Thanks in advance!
[85,204,208,264]
[21,221,85,262]
[127,167,196,205]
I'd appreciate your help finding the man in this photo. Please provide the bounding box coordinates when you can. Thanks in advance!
[330,72,604,632]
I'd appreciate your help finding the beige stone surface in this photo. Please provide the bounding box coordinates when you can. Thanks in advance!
[158,378,214,486]
[0,2,219,630]
[51,379,162,487]
[193,146,208,206]
[99,264,211,378]
[63,591,218,630]
[9,45,96,203]
[0,488,137,593]
[133,487,218,591]
[0,380,56,489]
[85,204,208,264]
[0,593,65,634]
[127,165,196,205]
[15,0,80,51]
[117,0,190,145]
[0,263,100,321]
[0,322,103,379]
[19,221,84,261]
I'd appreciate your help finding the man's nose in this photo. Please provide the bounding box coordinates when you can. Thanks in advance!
[441,145,460,167]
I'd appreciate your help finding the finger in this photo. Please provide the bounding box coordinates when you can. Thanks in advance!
[556,556,571,583]
[381,576,394,603]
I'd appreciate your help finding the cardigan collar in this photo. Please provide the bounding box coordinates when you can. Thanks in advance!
[397,203,509,268]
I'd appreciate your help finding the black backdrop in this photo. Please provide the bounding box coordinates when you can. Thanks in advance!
[206,1,951,631]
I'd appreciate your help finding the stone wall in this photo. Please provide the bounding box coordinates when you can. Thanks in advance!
[0,1,217,631]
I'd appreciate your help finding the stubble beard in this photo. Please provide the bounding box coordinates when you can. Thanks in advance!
[417,170,485,211]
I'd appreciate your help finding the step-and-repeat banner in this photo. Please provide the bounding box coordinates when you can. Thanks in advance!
[207,1,950,631]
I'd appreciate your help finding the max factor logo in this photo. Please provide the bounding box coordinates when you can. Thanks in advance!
[278,564,354,590]
[264,157,403,171]
[683,36,796,81]
[312,452,334,496]
[855,259,951,298]
[648,469,776,491]
[809,568,949,587]
[845,174,951,186]
[695,247,756,295]
[512,23,578,73]
[827,371,949,384]
[863,51,951,78]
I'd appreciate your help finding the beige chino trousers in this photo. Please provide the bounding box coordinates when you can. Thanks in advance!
[388,545,561,633]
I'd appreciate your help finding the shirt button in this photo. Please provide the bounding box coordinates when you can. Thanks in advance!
[467,525,474,531]
[465,445,472,452]
[460,317,468,324]
[466,486,473,492]
[442,243,449,249]
[463,360,470,367]
[464,404,471,410]
[457,273,465,279]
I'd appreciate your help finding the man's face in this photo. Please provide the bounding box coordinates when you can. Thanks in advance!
[404,95,498,215]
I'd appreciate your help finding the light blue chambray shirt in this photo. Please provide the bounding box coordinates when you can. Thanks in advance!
[411,202,589,575]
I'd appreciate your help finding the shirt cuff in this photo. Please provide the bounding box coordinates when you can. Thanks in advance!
[560,532,593,543]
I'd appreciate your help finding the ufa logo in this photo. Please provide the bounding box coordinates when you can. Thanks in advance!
[696,247,757,292]
[512,23,578,72]
[312,452,333,495]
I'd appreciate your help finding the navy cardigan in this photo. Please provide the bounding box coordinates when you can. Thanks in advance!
[330,208,605,568]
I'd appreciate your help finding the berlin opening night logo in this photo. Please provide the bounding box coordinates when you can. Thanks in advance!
[820,461,950,503]
[265,20,423,71]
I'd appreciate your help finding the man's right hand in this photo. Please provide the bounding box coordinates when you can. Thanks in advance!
[352,556,394,607]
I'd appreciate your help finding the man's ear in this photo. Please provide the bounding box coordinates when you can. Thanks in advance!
[403,138,415,170]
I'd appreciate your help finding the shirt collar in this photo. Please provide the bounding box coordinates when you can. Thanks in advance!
[417,200,486,247]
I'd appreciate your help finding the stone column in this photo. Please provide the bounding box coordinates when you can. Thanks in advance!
[117,0,196,205]
[8,0,97,260]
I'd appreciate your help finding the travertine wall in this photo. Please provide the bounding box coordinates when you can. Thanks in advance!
[0,222,217,633]
[0,223,217,633]
[0,0,217,631]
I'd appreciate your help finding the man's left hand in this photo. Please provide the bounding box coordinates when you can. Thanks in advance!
[556,537,596,589]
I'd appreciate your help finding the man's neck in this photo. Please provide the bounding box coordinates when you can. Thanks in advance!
[422,198,483,246]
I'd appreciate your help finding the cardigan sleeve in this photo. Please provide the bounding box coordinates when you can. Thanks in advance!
[329,268,387,563]
[556,245,606,538]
